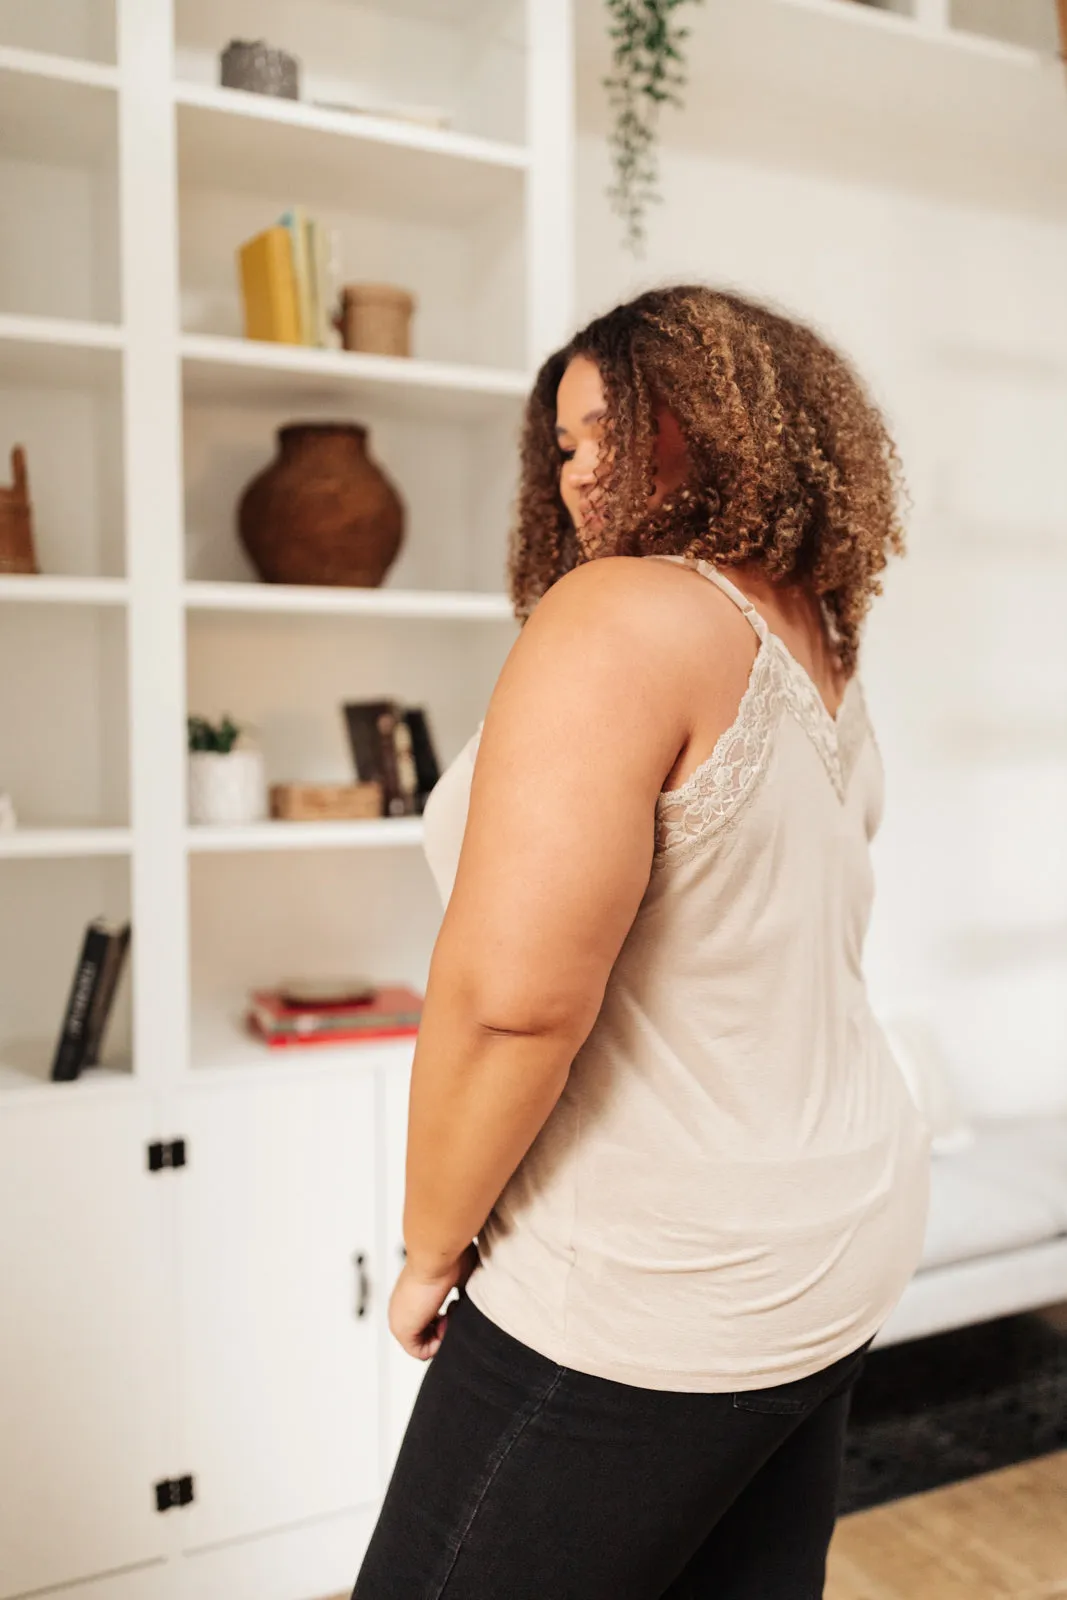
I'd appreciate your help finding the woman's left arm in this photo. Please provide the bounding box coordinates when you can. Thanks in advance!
[393,557,692,1355]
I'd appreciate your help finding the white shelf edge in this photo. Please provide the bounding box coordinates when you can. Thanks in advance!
[0,828,133,860]
[185,818,426,853]
[775,0,1046,67]
[0,576,129,606]
[183,580,514,621]
[189,1020,416,1083]
[0,1062,139,1106]
[180,332,529,399]
[0,44,120,91]
[173,79,530,172]
[0,313,126,352]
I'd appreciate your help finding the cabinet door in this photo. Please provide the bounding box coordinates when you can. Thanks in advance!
[0,1095,171,1600]
[175,1073,380,1551]
[382,1056,429,1472]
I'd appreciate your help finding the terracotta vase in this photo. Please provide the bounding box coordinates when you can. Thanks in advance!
[237,423,404,587]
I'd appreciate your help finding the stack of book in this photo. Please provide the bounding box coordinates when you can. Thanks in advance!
[343,700,441,817]
[50,918,132,1082]
[237,207,333,346]
[247,982,424,1050]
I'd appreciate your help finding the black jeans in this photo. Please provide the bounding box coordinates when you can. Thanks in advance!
[352,1289,873,1599]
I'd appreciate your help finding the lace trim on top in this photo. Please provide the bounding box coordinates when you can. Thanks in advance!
[653,643,870,865]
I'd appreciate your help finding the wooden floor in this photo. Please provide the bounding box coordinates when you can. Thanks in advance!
[827,1451,1067,1600]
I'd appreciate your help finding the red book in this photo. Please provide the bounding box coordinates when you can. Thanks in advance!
[248,983,423,1046]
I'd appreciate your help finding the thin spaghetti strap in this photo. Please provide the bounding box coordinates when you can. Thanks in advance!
[646,553,769,645]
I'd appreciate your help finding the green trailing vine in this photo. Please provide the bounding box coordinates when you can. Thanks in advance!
[603,0,704,255]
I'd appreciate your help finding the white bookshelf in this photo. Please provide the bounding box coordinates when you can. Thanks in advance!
[0,574,129,605]
[180,331,529,416]
[0,0,571,1087]
[185,579,513,619]
[1,0,568,1582]
[184,817,425,853]
[0,313,124,386]
[0,827,132,858]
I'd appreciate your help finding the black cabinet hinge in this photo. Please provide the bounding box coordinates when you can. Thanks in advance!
[155,1475,195,1512]
[147,1139,187,1172]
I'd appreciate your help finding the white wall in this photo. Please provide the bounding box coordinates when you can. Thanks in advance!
[576,133,1067,1118]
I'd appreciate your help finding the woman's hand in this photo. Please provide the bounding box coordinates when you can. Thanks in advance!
[388,1241,480,1360]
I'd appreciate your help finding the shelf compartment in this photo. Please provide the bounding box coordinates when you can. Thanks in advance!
[181,334,528,420]
[0,855,133,1084]
[0,315,124,388]
[184,581,513,621]
[185,818,425,854]
[0,58,120,325]
[175,82,527,227]
[0,828,132,860]
[0,606,129,831]
[0,576,129,606]
[0,1049,134,1102]
[0,3,116,67]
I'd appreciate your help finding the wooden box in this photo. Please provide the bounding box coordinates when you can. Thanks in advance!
[269,782,383,821]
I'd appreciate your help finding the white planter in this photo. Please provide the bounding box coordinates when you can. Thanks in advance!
[188,748,267,826]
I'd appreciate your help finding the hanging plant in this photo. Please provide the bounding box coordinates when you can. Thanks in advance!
[603,0,704,256]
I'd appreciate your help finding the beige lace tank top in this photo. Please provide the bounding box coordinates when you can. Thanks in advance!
[421,554,931,1392]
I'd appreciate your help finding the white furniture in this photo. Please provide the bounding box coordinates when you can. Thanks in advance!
[0,1,570,1596]
[1,1,1064,1597]
[879,1118,1067,1347]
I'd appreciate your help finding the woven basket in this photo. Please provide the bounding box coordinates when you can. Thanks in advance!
[0,446,37,575]
[270,782,383,821]
[336,283,415,358]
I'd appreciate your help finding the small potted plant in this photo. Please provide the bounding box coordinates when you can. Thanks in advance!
[187,714,267,826]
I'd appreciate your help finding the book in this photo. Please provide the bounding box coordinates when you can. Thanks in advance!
[278,207,314,345]
[344,699,408,817]
[248,983,423,1048]
[237,225,301,344]
[401,706,441,812]
[81,922,131,1068]
[249,1020,421,1050]
[306,218,333,347]
[50,920,115,1082]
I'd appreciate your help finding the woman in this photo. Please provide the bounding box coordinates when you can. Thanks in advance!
[351,285,931,1599]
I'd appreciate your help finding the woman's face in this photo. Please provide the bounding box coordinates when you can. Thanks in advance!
[555,355,690,548]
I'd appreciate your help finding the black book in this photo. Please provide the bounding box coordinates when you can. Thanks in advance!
[343,699,404,816]
[82,922,131,1068]
[402,707,441,811]
[50,920,113,1082]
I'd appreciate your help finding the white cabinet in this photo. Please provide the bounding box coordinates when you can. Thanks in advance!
[174,1072,381,1551]
[382,1056,428,1474]
[0,1095,171,1600]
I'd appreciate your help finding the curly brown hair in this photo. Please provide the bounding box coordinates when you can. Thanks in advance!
[507,284,906,676]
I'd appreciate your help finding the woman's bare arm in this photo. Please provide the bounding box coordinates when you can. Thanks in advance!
[401,555,696,1278]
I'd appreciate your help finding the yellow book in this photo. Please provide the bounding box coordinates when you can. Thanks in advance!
[237,226,301,344]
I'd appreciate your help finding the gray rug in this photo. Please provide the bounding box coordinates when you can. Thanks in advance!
[839,1313,1067,1513]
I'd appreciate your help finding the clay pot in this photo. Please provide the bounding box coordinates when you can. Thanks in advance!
[0,445,38,575]
[237,423,404,587]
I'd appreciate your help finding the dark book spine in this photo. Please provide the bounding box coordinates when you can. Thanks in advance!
[50,923,111,1082]
[402,707,440,802]
[82,923,131,1067]
[375,703,405,817]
